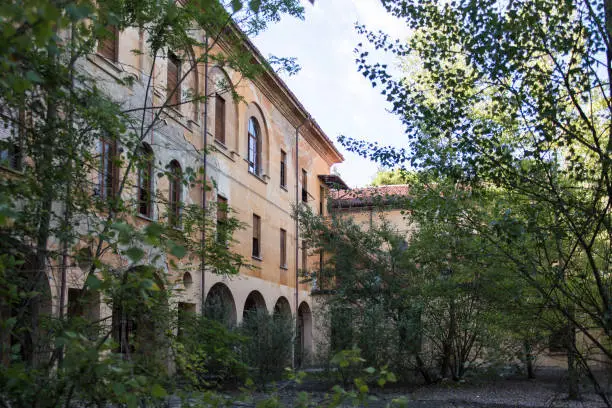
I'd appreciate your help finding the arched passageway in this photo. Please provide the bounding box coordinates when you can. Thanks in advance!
[273,296,291,318]
[243,290,266,320]
[204,283,237,326]
[0,248,53,367]
[297,301,313,367]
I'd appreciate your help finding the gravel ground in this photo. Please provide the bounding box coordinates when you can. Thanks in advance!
[170,367,611,407]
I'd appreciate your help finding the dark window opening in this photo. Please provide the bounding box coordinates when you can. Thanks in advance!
[169,160,182,227]
[252,214,261,258]
[97,138,118,200]
[138,144,154,218]
[280,150,287,188]
[215,94,226,144]
[301,169,308,203]
[280,228,287,267]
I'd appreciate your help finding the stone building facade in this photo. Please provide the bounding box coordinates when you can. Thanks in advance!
[0,19,343,363]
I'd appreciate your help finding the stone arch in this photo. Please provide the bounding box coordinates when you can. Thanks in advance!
[243,290,266,320]
[111,265,170,362]
[204,282,237,326]
[273,296,291,318]
[297,301,313,367]
[244,102,270,177]
[0,238,53,366]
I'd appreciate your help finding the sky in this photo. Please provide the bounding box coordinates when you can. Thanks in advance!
[251,1,410,188]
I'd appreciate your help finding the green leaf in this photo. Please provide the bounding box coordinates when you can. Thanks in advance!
[231,0,243,12]
[169,241,186,259]
[364,366,376,374]
[125,247,145,263]
[85,274,102,290]
[151,383,167,398]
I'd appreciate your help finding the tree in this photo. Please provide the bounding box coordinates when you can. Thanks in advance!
[0,0,304,405]
[341,0,612,403]
[298,182,544,383]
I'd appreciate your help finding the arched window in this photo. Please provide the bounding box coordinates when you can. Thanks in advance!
[247,117,261,175]
[138,144,154,218]
[168,160,182,227]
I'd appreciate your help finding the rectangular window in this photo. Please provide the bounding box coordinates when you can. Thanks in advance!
[280,228,287,267]
[98,138,117,199]
[215,94,226,144]
[319,185,325,215]
[1,109,27,171]
[98,26,118,62]
[252,214,261,258]
[167,52,181,106]
[301,244,307,272]
[217,195,228,243]
[301,169,308,202]
[280,150,287,188]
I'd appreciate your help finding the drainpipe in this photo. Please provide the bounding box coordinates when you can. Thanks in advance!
[200,33,209,312]
[294,115,310,368]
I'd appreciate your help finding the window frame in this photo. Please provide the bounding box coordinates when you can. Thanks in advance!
[137,144,154,218]
[167,52,181,107]
[252,213,261,259]
[280,228,287,268]
[301,169,308,203]
[98,25,119,63]
[98,137,118,200]
[168,160,182,227]
[214,94,226,145]
[280,150,287,188]
[216,195,228,243]
[247,117,261,176]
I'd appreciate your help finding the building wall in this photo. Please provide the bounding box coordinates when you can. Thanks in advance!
[1,22,342,363]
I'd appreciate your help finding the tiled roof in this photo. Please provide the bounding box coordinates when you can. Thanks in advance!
[331,185,410,208]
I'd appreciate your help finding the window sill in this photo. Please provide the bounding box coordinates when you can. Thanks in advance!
[280,185,288,192]
[136,213,154,222]
[88,54,124,82]
[280,265,288,270]
[247,170,268,185]
[0,165,24,175]
[252,255,263,262]
[213,140,235,162]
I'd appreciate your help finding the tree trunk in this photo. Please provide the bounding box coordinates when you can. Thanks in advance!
[524,340,535,379]
[567,317,579,400]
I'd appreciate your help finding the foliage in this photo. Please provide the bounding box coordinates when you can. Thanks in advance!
[0,0,304,406]
[174,313,247,389]
[370,168,417,186]
[239,309,294,389]
[339,0,612,402]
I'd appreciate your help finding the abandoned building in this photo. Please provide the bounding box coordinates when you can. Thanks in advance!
[0,16,345,365]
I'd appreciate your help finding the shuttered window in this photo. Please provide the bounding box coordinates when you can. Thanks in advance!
[98,26,118,62]
[252,214,261,258]
[167,52,180,106]
[215,94,226,144]
[280,229,287,267]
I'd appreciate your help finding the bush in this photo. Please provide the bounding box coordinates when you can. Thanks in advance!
[239,310,293,388]
[174,313,247,389]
